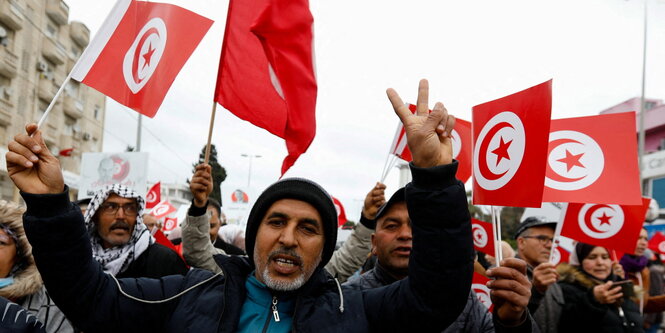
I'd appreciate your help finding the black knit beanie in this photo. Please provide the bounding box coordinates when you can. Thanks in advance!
[245,178,338,269]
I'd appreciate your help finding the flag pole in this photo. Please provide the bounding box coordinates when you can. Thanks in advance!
[491,206,503,264]
[379,152,393,182]
[36,72,73,129]
[204,102,218,164]
[381,155,397,183]
[549,202,566,263]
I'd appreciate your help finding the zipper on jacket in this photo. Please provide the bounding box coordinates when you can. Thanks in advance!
[262,296,279,333]
[271,296,281,322]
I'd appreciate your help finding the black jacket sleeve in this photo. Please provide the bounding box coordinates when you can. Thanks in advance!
[21,187,187,332]
[363,161,474,332]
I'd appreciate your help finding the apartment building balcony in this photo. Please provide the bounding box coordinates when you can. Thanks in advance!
[63,95,83,119]
[59,133,79,150]
[0,47,17,78]
[46,0,69,26]
[69,21,89,47]
[0,0,24,31]
[42,37,66,65]
[38,76,57,101]
[0,99,11,126]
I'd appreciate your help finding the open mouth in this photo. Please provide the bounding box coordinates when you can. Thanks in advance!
[270,254,302,275]
[393,246,412,255]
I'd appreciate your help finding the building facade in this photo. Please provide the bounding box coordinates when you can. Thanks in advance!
[0,0,106,201]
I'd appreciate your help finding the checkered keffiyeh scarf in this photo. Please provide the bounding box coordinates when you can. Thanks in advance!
[83,184,154,275]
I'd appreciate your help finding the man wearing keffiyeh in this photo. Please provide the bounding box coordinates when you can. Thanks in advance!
[83,184,188,278]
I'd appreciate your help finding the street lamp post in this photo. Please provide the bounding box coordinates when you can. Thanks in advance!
[241,154,262,188]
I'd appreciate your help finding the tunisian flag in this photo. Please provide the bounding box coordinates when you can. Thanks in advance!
[215,0,317,175]
[471,219,495,257]
[543,112,641,205]
[559,198,651,255]
[472,272,493,313]
[550,246,570,266]
[150,200,177,219]
[648,232,665,255]
[145,182,161,209]
[472,80,552,207]
[389,104,472,183]
[332,197,348,227]
[70,0,213,118]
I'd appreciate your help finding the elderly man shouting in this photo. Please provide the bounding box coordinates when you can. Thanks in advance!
[8,80,475,332]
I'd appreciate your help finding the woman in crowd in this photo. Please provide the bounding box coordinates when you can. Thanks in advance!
[0,200,73,333]
[557,242,642,332]
[621,228,665,314]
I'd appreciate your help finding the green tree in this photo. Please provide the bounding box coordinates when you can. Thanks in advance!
[191,144,227,204]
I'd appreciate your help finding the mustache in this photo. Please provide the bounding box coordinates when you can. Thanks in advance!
[268,248,303,264]
[109,220,131,231]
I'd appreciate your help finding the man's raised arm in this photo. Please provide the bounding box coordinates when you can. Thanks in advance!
[6,124,186,331]
[363,79,473,332]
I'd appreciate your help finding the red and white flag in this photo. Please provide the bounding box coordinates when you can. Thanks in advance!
[559,198,651,254]
[162,217,178,232]
[472,218,495,256]
[215,0,317,175]
[543,112,641,205]
[648,232,665,255]
[150,200,177,219]
[70,0,213,118]
[389,104,473,183]
[332,197,348,227]
[550,246,570,266]
[145,182,161,209]
[472,272,493,312]
[472,80,552,207]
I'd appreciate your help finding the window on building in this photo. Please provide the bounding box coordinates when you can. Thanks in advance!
[36,100,48,122]
[651,177,665,211]
[0,23,13,50]
[70,45,81,58]
[45,18,58,38]
[0,75,10,101]
[65,81,79,98]
[94,105,101,120]
[64,115,76,135]
[0,125,6,144]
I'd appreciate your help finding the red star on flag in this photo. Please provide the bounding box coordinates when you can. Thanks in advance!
[491,137,512,166]
[142,43,156,69]
[597,212,613,226]
[557,149,585,172]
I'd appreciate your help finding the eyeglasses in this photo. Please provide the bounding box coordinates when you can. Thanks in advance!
[522,235,554,244]
[99,202,138,215]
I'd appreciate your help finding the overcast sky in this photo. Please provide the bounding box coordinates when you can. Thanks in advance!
[63,0,665,221]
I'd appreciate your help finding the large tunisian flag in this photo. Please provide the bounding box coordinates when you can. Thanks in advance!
[543,112,641,205]
[559,198,651,255]
[472,80,552,207]
[70,0,213,118]
[215,0,317,175]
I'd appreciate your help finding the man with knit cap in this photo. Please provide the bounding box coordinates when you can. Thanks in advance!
[9,79,482,331]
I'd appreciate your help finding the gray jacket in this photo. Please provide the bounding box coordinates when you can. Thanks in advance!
[345,262,539,333]
[181,208,372,282]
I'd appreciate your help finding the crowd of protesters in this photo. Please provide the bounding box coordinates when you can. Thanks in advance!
[0,80,663,332]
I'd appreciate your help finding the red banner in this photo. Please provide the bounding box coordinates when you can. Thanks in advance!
[472,219,495,257]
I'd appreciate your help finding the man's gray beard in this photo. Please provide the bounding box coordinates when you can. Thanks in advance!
[254,246,322,291]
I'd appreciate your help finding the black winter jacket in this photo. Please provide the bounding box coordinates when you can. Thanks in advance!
[557,263,642,333]
[22,162,473,332]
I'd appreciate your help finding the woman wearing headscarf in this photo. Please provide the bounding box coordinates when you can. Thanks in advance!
[0,200,74,332]
[621,228,665,316]
[557,242,642,332]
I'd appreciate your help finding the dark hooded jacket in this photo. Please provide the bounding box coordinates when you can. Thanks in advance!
[22,162,473,332]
